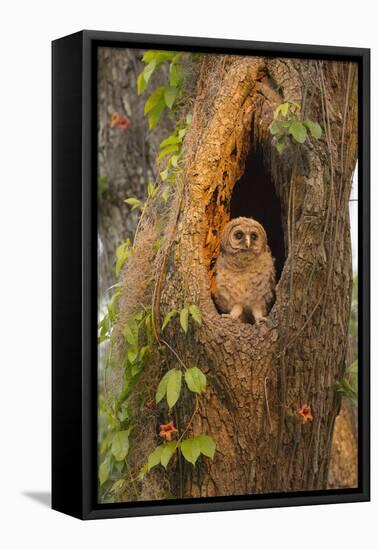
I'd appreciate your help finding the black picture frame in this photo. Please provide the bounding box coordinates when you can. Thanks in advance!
[52,30,370,520]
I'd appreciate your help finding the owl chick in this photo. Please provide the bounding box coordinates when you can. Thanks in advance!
[214,217,275,323]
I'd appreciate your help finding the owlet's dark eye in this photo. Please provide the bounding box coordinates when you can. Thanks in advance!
[251,232,258,241]
[235,231,243,240]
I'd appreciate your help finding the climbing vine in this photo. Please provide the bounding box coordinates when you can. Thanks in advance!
[270,100,322,153]
[98,50,215,501]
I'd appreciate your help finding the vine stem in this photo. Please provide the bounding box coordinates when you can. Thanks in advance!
[125,460,139,500]
[149,180,191,372]
[151,186,184,341]
[177,395,199,444]
[159,337,187,370]
[277,64,335,356]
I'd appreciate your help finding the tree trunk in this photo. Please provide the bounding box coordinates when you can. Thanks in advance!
[153,55,358,497]
[119,54,358,500]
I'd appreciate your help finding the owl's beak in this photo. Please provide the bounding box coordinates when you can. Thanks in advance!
[245,235,251,249]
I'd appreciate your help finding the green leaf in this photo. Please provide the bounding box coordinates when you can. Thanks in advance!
[156,369,173,404]
[110,479,126,493]
[166,369,182,409]
[185,367,207,394]
[115,257,125,278]
[180,307,189,333]
[98,315,109,343]
[169,62,183,87]
[289,120,307,144]
[189,304,202,325]
[107,289,121,322]
[158,144,179,160]
[276,136,289,154]
[172,52,182,64]
[270,120,291,135]
[162,187,170,202]
[304,119,322,139]
[137,72,146,96]
[281,102,289,116]
[164,86,177,109]
[147,182,154,197]
[274,102,289,118]
[124,197,143,211]
[100,433,111,454]
[160,441,177,468]
[111,430,130,461]
[134,310,144,321]
[138,463,149,480]
[143,60,157,85]
[115,239,131,259]
[160,169,168,182]
[139,345,150,361]
[148,102,165,129]
[159,135,181,148]
[333,376,357,404]
[180,438,200,466]
[143,50,176,65]
[142,50,157,63]
[349,359,358,374]
[99,459,110,486]
[144,86,165,115]
[170,155,179,168]
[118,403,129,422]
[131,362,142,376]
[162,310,177,331]
[127,349,138,364]
[147,445,163,471]
[115,241,132,277]
[123,318,138,349]
[270,121,284,135]
[196,435,216,459]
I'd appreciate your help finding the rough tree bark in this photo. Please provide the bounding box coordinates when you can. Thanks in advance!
[147,54,358,497]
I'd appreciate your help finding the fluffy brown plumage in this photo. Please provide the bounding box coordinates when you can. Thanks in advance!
[214,217,275,323]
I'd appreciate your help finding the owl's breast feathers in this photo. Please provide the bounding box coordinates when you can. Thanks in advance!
[213,249,275,314]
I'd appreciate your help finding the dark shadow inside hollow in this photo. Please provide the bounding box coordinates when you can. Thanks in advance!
[230,145,285,281]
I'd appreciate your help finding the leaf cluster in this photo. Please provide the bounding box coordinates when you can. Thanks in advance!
[98,308,156,494]
[333,360,358,405]
[161,304,202,334]
[141,434,216,477]
[138,50,184,129]
[270,101,322,153]
[156,366,207,409]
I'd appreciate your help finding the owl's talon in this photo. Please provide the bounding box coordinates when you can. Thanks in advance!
[221,312,242,320]
[255,316,268,325]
